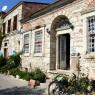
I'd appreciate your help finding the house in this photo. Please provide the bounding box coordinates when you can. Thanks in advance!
[20,0,95,79]
[0,12,6,32]
[1,1,49,58]
[1,0,95,79]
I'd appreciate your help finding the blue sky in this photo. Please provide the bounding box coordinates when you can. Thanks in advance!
[0,0,54,12]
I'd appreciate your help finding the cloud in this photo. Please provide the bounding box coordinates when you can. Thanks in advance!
[2,5,8,11]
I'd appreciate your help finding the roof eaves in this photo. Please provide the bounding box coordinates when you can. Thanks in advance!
[81,7,95,15]
[22,1,50,5]
[3,1,50,18]
[21,0,76,23]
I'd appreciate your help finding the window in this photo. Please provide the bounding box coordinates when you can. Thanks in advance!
[13,15,17,30]
[4,43,7,47]
[88,16,95,52]
[34,30,42,53]
[24,34,29,53]
[7,19,11,33]
[3,23,6,34]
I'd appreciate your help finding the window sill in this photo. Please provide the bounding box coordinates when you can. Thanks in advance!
[23,53,30,57]
[33,53,43,57]
[48,69,71,76]
[84,53,95,59]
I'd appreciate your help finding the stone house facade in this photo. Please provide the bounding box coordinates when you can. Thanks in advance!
[1,0,95,79]
[21,0,95,79]
[1,1,49,58]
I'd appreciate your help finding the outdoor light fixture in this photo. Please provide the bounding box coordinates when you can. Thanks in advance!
[46,28,50,34]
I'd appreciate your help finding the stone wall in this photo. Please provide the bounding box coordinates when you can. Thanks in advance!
[3,5,23,33]
[20,0,95,79]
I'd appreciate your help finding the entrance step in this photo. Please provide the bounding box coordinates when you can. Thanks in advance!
[47,70,72,79]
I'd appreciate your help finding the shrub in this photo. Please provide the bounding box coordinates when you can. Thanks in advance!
[20,72,31,81]
[9,68,32,81]
[0,54,7,68]
[7,52,21,68]
[9,68,20,76]
[32,68,46,83]
[0,65,8,74]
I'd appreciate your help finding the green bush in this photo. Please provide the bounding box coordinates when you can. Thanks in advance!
[9,68,20,76]
[0,63,17,74]
[0,55,7,68]
[7,52,21,68]
[32,68,46,83]
[0,65,8,74]
[9,68,46,82]
[9,68,32,81]
[20,72,31,81]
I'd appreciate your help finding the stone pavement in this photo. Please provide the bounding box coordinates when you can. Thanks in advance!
[0,74,49,95]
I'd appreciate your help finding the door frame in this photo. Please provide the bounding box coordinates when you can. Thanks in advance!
[56,29,71,70]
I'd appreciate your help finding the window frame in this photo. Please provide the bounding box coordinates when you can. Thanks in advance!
[82,10,95,55]
[3,22,6,34]
[23,31,31,56]
[7,19,11,33]
[33,28,44,57]
[13,15,18,31]
[87,15,95,53]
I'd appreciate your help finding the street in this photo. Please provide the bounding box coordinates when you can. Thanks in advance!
[0,74,47,95]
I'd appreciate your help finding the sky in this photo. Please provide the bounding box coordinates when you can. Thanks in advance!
[0,0,54,12]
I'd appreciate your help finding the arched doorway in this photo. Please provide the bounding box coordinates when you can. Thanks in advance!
[50,15,73,70]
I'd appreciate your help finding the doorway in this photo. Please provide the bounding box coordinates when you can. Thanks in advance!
[58,34,70,70]
[4,48,8,59]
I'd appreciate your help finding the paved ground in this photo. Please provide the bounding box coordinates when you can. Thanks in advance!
[0,74,48,95]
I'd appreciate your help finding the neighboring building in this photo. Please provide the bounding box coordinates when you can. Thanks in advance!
[1,0,95,79]
[1,1,49,58]
[0,12,6,32]
[20,0,95,79]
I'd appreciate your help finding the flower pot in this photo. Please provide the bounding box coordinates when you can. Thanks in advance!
[28,79,37,88]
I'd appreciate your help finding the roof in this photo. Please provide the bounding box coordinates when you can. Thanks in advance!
[3,1,50,18]
[21,0,76,23]
[82,0,95,14]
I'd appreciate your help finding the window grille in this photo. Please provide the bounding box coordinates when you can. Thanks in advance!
[88,16,95,52]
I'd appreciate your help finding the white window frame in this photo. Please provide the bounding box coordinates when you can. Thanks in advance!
[23,31,31,56]
[33,28,44,57]
[87,16,95,53]
[82,11,95,54]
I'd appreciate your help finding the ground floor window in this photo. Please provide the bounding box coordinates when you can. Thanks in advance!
[24,34,29,53]
[34,30,42,54]
[88,16,95,52]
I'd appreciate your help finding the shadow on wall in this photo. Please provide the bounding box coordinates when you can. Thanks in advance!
[0,86,45,95]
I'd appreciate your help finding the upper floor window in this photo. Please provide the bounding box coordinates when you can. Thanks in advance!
[7,19,11,33]
[88,16,95,52]
[13,15,17,30]
[34,30,42,54]
[24,34,29,53]
[3,23,6,34]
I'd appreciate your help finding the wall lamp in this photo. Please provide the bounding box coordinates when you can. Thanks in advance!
[46,28,50,34]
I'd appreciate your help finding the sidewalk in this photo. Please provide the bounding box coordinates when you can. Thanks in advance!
[0,74,50,95]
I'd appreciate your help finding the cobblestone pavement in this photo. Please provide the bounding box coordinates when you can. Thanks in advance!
[0,74,47,95]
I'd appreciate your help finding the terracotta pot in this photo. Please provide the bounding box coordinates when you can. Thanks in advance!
[28,79,38,88]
